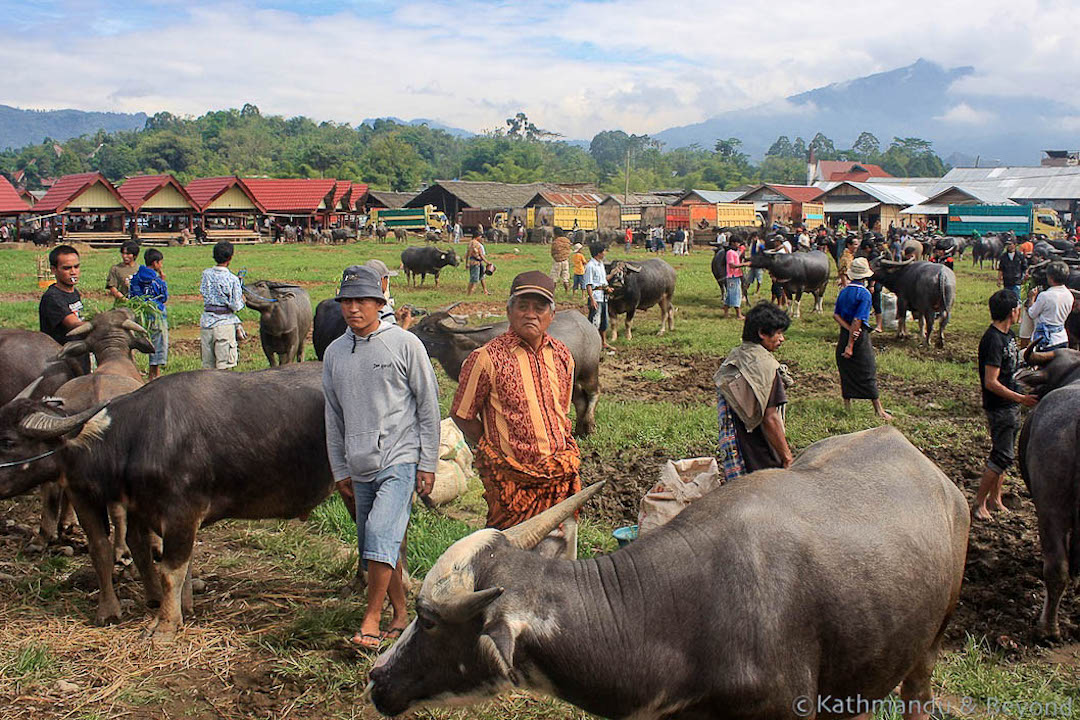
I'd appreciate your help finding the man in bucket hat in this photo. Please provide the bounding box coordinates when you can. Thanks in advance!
[451,271,582,559]
[322,264,440,648]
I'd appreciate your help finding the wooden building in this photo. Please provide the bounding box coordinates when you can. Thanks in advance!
[117,174,199,244]
[817,181,926,233]
[357,189,415,212]
[0,175,30,231]
[185,176,265,242]
[597,192,671,229]
[31,172,133,242]
[525,190,605,230]
[406,181,548,220]
[734,184,822,212]
[243,178,337,235]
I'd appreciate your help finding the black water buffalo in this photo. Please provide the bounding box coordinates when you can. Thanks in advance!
[331,228,355,243]
[312,298,345,360]
[401,246,459,287]
[18,227,54,245]
[1018,348,1080,638]
[972,235,1004,268]
[0,329,83,406]
[749,249,831,318]
[242,280,312,366]
[873,259,956,347]
[1032,241,1062,261]
[604,258,676,341]
[369,426,969,720]
[0,364,334,641]
[410,310,600,436]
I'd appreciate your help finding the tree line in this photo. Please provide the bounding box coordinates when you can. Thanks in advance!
[0,105,949,194]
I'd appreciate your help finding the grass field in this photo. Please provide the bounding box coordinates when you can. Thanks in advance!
[0,239,1078,719]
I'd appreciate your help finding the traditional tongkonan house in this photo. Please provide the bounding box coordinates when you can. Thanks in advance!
[185,176,265,242]
[243,178,337,240]
[30,172,133,243]
[0,175,30,235]
[117,174,200,245]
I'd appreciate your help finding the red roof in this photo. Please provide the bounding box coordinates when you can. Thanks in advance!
[818,161,892,182]
[329,181,351,210]
[765,184,823,202]
[117,174,197,212]
[529,190,606,207]
[0,175,30,214]
[32,172,132,214]
[185,176,265,213]
[244,178,337,213]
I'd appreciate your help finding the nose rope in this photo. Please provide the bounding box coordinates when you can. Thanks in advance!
[0,449,57,469]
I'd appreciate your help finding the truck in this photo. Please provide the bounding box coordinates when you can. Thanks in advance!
[527,206,597,231]
[768,201,825,230]
[459,208,507,232]
[945,204,1064,239]
[369,205,449,232]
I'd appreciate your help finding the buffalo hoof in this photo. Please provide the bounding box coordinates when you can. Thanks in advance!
[95,602,123,626]
[1035,622,1061,643]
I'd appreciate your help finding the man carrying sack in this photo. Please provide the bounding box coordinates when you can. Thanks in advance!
[451,271,581,558]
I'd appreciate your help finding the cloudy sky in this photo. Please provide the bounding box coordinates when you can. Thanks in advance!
[3,0,1077,139]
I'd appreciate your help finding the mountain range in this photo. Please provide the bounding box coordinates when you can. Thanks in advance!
[2,59,1073,166]
[653,59,1073,165]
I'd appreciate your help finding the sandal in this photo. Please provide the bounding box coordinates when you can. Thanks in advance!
[382,626,407,642]
[350,632,383,649]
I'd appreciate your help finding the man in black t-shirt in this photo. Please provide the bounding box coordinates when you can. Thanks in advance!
[973,289,1038,520]
[39,244,90,373]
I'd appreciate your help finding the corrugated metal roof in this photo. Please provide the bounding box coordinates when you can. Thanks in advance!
[0,175,30,214]
[529,190,606,207]
[830,181,927,207]
[602,192,676,206]
[185,176,266,213]
[818,160,892,181]
[933,167,1080,201]
[679,189,745,204]
[243,178,337,213]
[117,174,197,212]
[33,172,132,213]
[901,204,949,215]
[823,201,879,213]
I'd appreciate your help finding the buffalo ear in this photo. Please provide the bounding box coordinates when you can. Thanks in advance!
[479,620,519,685]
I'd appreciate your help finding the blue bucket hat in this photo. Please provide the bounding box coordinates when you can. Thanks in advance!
[335,265,385,302]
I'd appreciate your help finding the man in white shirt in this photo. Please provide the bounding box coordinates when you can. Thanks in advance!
[797,230,811,251]
[584,243,617,352]
[1028,261,1075,351]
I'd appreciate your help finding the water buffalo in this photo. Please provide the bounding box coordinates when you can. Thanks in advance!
[369,426,968,720]
[972,235,1004,268]
[0,329,83,406]
[393,227,408,243]
[529,227,554,244]
[0,364,334,640]
[312,299,345,360]
[749,249,831,318]
[1018,348,1080,638]
[409,309,600,436]
[331,228,355,244]
[873,259,956,347]
[401,246,459,288]
[604,258,676,342]
[18,227,54,246]
[242,280,312,366]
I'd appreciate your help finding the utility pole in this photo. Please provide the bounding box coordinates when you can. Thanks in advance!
[624,144,631,204]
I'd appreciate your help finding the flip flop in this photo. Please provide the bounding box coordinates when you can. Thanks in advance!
[350,632,383,649]
[382,627,406,642]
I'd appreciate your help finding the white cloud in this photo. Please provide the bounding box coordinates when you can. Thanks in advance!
[936,103,997,125]
[0,0,1077,139]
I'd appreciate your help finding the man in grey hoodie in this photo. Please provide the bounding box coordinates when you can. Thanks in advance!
[323,265,440,648]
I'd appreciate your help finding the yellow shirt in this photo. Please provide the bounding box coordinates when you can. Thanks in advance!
[571,252,586,276]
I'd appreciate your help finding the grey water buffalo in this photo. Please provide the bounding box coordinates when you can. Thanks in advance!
[410,310,600,436]
[331,228,355,244]
[401,246,459,288]
[873,259,956,347]
[749,249,831,318]
[393,227,408,243]
[242,280,312,366]
[972,235,1004,268]
[529,227,554,244]
[1018,348,1080,638]
[605,258,676,341]
[0,329,83,406]
[0,364,334,640]
[369,426,968,720]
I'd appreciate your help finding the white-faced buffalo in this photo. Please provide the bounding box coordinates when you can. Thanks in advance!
[873,259,956,347]
[1018,348,1080,638]
[401,246,459,288]
[0,364,334,641]
[242,280,312,366]
[971,235,1004,268]
[409,310,600,436]
[368,426,968,719]
[605,258,676,341]
[749,249,831,318]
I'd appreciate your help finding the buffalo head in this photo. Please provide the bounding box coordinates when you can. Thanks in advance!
[59,308,154,360]
[242,280,303,313]
[368,483,604,716]
[409,306,497,380]
[604,260,640,290]
[1018,348,1080,397]
[0,381,109,499]
[439,249,460,268]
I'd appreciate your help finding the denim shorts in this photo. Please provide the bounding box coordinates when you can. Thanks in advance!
[149,318,168,366]
[589,300,609,331]
[353,463,415,568]
[985,405,1020,474]
[469,264,483,283]
[572,274,585,290]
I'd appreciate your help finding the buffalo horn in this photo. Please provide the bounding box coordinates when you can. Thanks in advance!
[12,377,43,401]
[19,404,106,439]
[121,319,149,336]
[56,340,90,360]
[502,481,606,550]
[432,586,504,624]
[1025,349,1055,366]
[65,322,93,338]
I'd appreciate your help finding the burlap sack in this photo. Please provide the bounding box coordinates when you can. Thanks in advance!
[637,457,721,535]
[427,418,474,506]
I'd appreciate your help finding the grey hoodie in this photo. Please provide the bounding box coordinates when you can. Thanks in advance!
[323,320,440,481]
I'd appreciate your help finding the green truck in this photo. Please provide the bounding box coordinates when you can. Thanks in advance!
[369,205,449,232]
[946,204,1064,239]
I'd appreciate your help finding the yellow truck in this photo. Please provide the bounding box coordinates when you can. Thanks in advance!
[369,205,448,232]
[527,206,598,231]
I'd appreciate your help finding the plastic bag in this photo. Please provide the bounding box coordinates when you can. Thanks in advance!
[427,418,474,506]
[637,457,721,535]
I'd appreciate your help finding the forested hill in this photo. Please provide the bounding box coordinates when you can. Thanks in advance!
[0,105,147,152]
[0,105,948,194]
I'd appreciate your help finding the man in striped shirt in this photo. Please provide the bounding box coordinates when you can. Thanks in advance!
[451,271,581,558]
